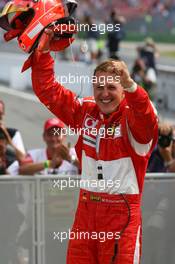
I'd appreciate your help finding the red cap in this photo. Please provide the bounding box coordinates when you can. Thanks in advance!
[44,118,65,131]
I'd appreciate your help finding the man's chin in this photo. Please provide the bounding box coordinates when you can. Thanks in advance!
[52,144,61,149]
[100,105,118,115]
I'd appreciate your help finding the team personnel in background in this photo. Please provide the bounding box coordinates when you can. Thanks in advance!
[29,28,158,264]
[131,58,157,100]
[0,126,25,175]
[107,9,126,60]
[0,100,25,154]
[137,37,159,72]
[148,122,175,172]
[8,118,79,176]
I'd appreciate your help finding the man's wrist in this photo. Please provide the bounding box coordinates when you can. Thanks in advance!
[123,81,137,93]
[41,49,50,54]
[44,160,51,169]
[164,159,174,168]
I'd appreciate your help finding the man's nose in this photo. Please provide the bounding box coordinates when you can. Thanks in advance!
[52,135,61,142]
[101,88,109,97]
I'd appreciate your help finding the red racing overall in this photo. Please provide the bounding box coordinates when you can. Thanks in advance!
[31,52,158,264]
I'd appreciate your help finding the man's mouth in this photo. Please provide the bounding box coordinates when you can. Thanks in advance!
[100,99,112,104]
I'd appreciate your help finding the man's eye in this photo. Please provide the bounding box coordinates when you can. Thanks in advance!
[108,85,116,90]
[96,86,103,90]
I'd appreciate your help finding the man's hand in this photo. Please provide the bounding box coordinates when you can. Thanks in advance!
[0,123,13,145]
[51,149,63,169]
[50,144,72,168]
[37,29,54,52]
[158,122,173,163]
[0,123,25,162]
[50,156,63,169]
[112,61,135,89]
[37,28,74,53]
[159,143,173,163]
[58,144,72,162]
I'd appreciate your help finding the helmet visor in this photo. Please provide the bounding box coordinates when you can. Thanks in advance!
[0,1,28,16]
[0,1,28,30]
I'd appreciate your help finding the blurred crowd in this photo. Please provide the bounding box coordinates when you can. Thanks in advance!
[63,0,175,63]
[0,1,174,175]
[0,100,80,176]
[1,69,175,176]
[0,2,175,175]
[76,0,175,20]
[148,0,175,16]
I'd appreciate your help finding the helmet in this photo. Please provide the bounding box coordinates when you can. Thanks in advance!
[0,0,77,53]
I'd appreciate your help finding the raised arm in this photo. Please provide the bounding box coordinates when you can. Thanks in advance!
[117,61,158,145]
[31,51,82,129]
[124,85,158,144]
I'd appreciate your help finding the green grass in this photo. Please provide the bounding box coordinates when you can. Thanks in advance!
[125,32,175,43]
[161,51,175,58]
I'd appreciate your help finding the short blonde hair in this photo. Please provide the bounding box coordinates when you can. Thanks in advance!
[94,59,121,76]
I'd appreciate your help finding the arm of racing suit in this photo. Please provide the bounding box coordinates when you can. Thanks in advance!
[31,52,82,129]
[124,84,158,145]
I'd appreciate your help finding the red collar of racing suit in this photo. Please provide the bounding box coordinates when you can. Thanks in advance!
[98,97,127,128]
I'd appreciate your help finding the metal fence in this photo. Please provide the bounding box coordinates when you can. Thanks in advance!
[0,174,175,264]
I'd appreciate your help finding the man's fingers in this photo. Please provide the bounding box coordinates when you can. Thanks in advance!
[44,28,54,36]
[37,28,54,52]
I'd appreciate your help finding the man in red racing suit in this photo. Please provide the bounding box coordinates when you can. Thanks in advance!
[31,45,158,264]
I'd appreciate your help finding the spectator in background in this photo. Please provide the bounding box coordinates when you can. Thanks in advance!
[0,127,25,174]
[0,100,25,154]
[107,9,126,59]
[83,15,100,63]
[150,0,173,17]
[148,122,175,172]
[137,37,159,71]
[131,58,157,100]
[166,126,175,172]
[9,118,79,176]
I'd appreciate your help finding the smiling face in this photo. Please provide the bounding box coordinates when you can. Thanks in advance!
[93,71,124,115]
[43,126,63,150]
